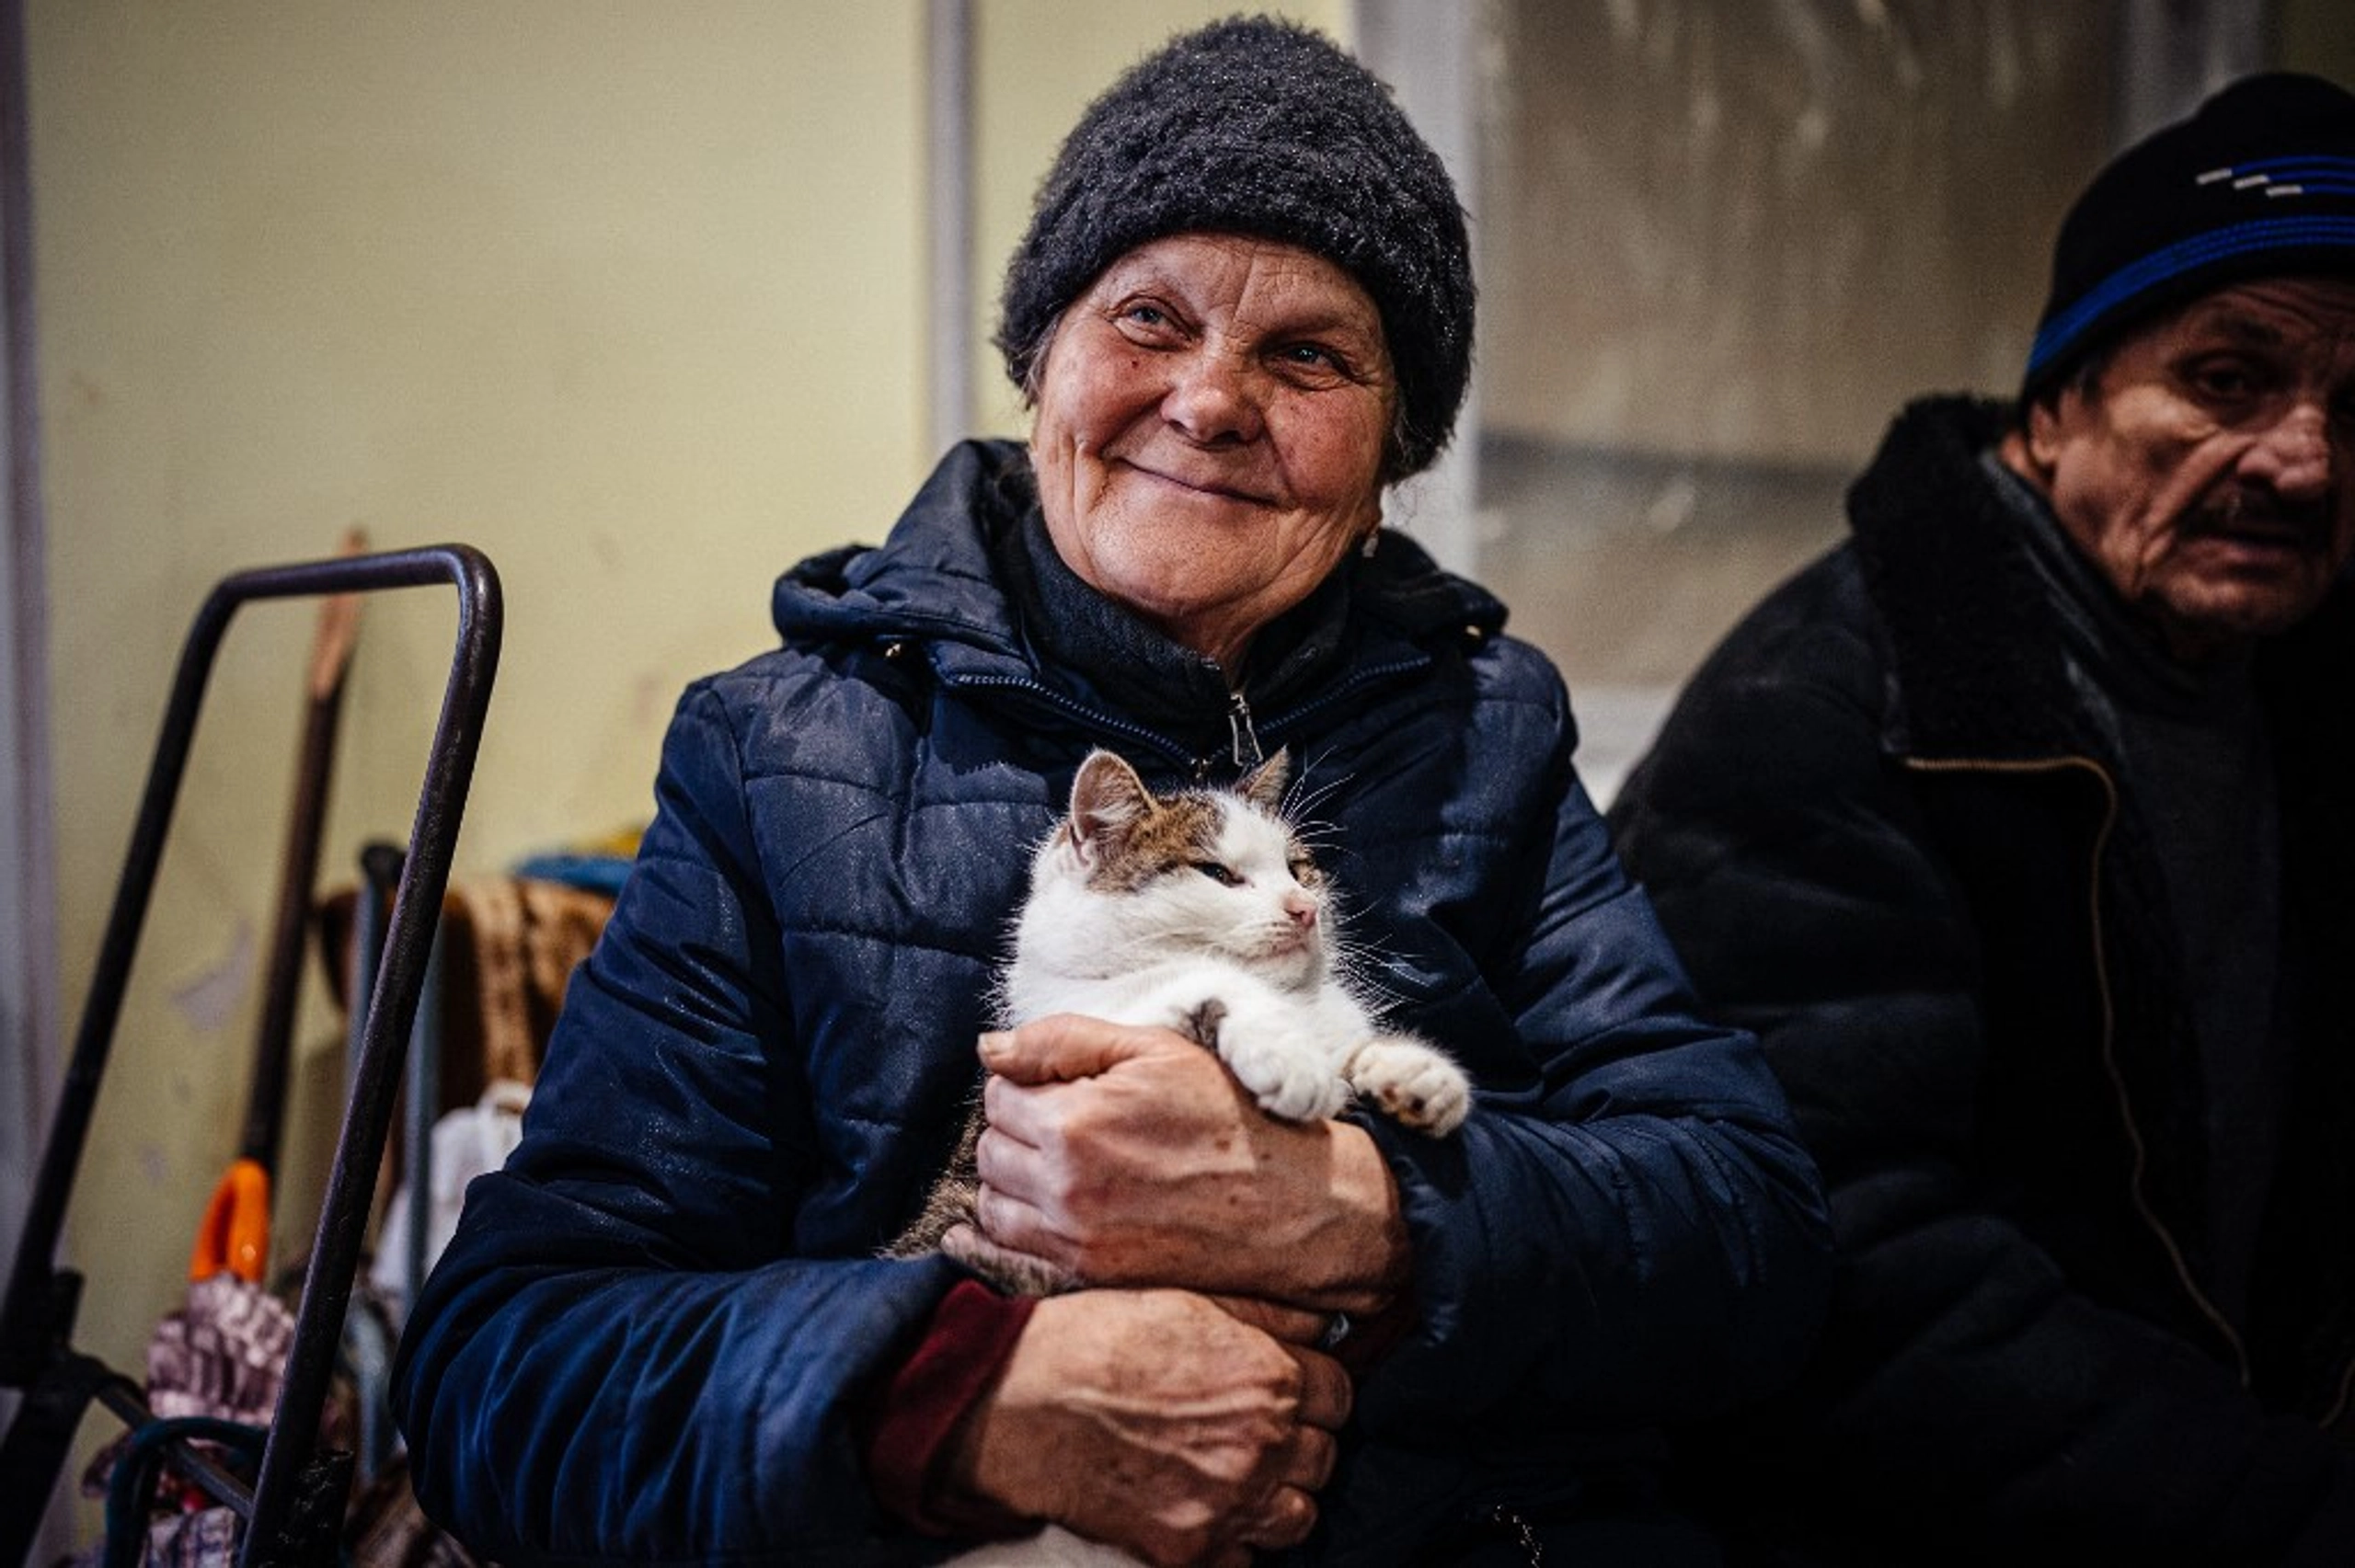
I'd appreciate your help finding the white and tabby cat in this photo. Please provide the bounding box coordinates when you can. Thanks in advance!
[887,749,1469,1564]
[890,747,1468,1295]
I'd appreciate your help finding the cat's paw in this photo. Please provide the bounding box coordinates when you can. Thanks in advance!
[1347,1034,1471,1136]
[1205,1009,1351,1122]
[1232,1037,1353,1122]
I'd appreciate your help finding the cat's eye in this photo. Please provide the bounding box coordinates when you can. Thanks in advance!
[1192,861,1243,887]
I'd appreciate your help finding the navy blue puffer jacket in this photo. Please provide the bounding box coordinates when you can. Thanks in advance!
[389,441,1830,1565]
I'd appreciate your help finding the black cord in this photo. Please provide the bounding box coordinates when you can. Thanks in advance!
[102,1415,268,1568]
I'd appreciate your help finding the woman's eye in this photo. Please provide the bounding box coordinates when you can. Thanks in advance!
[1192,861,1242,887]
[1280,343,1340,372]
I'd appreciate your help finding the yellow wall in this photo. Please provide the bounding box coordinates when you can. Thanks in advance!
[27,0,927,1517]
[19,0,1335,1531]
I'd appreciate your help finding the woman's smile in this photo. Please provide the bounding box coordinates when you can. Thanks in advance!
[1028,232,1396,672]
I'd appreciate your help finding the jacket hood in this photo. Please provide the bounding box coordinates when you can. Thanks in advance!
[770,441,1033,663]
[1845,395,2088,761]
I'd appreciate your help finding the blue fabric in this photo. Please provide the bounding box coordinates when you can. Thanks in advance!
[506,853,635,897]
[388,440,1831,1566]
[2026,213,2355,379]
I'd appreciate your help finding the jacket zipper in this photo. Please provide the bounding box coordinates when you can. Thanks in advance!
[1902,753,2253,1387]
[1227,691,1263,769]
[936,672,1197,767]
[1260,654,1432,733]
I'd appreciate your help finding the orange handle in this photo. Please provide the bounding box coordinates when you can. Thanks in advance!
[190,1158,271,1283]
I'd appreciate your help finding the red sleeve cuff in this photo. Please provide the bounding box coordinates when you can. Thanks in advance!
[862,1279,1040,1541]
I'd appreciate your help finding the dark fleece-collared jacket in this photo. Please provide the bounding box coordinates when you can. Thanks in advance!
[1610,395,2355,1565]
[388,440,1832,1566]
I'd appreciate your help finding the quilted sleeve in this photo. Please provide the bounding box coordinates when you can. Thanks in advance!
[1350,749,1834,1436]
[389,683,962,1566]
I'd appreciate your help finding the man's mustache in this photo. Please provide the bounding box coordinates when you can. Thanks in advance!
[2188,487,2335,546]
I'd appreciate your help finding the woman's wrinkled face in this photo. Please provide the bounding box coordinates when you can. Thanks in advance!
[2024,276,2355,663]
[1028,233,1396,672]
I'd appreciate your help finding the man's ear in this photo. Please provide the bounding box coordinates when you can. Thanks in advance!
[2019,388,2078,481]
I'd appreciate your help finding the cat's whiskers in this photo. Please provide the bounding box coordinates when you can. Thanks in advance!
[890,747,1470,1297]
[1282,764,1349,830]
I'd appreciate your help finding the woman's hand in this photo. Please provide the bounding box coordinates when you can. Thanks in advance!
[959,1014,1411,1314]
[948,1288,1350,1567]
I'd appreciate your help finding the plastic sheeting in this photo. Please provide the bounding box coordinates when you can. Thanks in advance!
[1464,1,2122,794]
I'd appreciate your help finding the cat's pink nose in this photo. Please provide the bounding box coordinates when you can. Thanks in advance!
[1286,898,1317,930]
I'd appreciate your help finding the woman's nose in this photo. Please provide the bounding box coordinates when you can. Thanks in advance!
[1161,349,1264,445]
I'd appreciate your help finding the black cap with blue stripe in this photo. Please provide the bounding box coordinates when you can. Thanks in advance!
[2023,72,2355,401]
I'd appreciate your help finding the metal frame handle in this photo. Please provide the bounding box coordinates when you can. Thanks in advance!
[0,542,501,1567]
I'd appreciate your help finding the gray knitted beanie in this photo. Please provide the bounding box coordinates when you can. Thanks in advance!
[995,15,1475,481]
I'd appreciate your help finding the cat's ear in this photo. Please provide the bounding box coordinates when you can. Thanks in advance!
[1239,748,1291,813]
[1068,750,1153,862]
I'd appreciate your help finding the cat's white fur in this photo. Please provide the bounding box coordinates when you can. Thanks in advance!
[1003,749,1469,1135]
[938,750,1466,1566]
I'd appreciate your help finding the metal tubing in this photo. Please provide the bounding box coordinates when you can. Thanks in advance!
[89,1383,256,1518]
[340,841,402,1487]
[342,845,402,1124]
[0,543,500,1568]
[244,546,500,1564]
[401,929,442,1317]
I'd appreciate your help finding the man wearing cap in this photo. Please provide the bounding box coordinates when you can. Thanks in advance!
[1609,72,2355,1562]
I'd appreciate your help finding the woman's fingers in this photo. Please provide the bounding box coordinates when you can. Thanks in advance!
[1288,1338,1354,1432]
[978,1013,1176,1086]
[950,1288,1355,1563]
[1240,1484,1321,1551]
[968,1173,1076,1274]
[1283,1415,1340,1492]
[1202,1291,1328,1346]
[971,1023,1407,1308]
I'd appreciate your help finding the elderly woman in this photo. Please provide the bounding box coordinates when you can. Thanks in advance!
[390,17,1829,1567]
